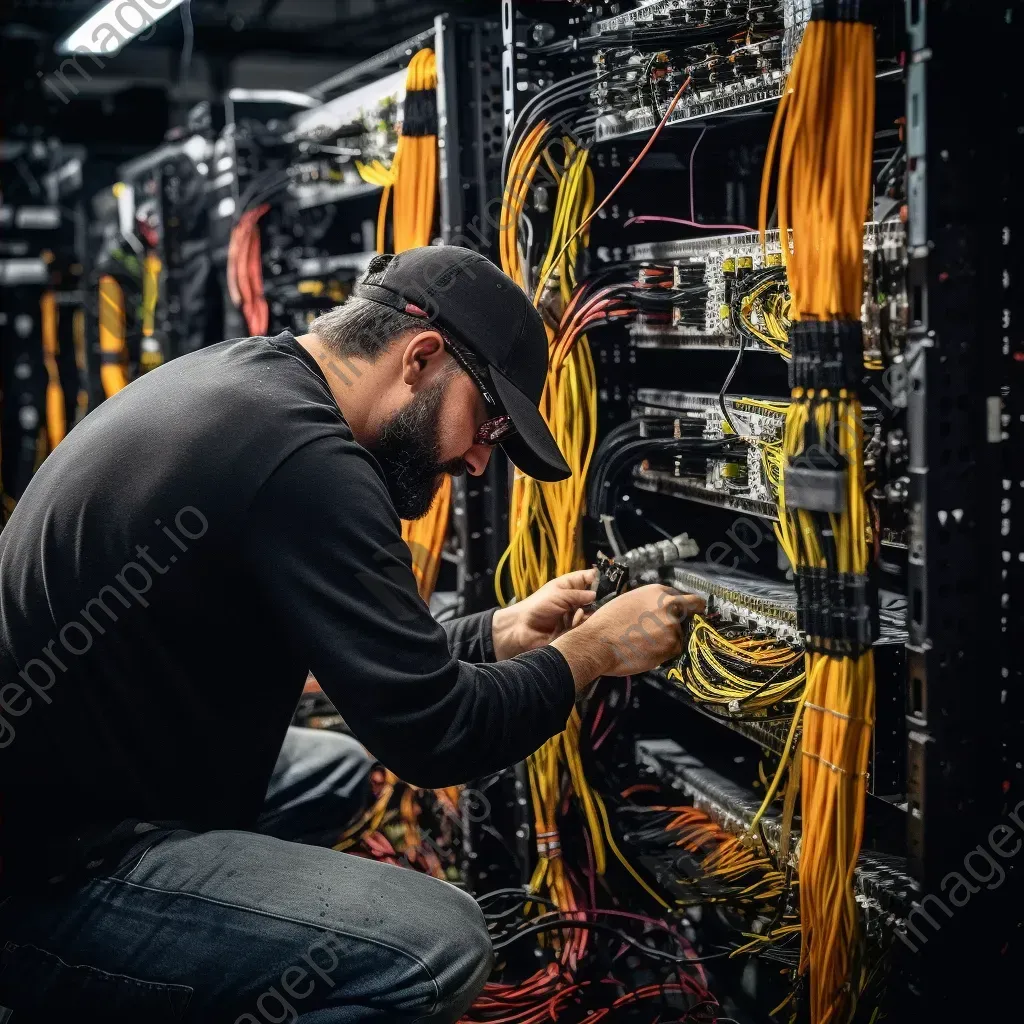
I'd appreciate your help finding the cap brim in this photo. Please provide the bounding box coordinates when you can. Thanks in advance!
[489,365,571,483]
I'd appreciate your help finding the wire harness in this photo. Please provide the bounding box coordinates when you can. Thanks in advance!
[759,2,878,1020]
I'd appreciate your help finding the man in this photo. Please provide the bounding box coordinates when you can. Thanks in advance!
[0,247,697,1022]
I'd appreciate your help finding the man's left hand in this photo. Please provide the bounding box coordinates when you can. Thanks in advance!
[491,568,598,660]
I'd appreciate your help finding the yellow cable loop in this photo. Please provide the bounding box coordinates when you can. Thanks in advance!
[501,119,688,918]
[366,49,448,600]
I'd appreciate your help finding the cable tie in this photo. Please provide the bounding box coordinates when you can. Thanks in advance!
[804,701,874,726]
[801,749,868,777]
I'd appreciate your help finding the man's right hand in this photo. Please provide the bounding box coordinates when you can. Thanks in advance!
[551,584,705,694]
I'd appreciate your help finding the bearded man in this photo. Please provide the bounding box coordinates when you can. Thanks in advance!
[0,247,696,1022]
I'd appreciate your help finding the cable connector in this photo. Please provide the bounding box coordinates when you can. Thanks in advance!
[795,568,878,657]
[784,463,848,514]
[594,554,630,604]
[618,533,699,574]
[402,89,438,137]
[788,320,863,391]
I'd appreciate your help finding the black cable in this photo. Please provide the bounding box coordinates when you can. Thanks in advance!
[476,887,559,907]
[588,435,745,518]
[874,144,904,189]
[491,919,739,965]
[718,332,747,435]
[501,70,598,187]
[577,19,748,51]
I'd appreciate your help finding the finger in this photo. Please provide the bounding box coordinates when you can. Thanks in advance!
[659,591,706,620]
[557,568,598,591]
[571,607,589,628]
[554,588,598,610]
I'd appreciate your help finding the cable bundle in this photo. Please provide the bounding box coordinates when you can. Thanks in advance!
[97,273,129,397]
[139,252,164,373]
[669,614,806,716]
[466,889,719,1024]
[357,48,448,599]
[758,4,877,1021]
[497,73,694,601]
[498,138,598,601]
[731,265,792,357]
[40,291,66,452]
[617,800,791,913]
[226,203,270,336]
[333,765,460,881]
[491,76,697,978]
[376,47,438,254]
[587,433,746,522]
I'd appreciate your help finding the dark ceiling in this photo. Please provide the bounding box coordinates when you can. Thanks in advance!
[2,0,496,58]
[1,0,497,157]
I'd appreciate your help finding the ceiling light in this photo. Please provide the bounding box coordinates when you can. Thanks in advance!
[56,0,186,56]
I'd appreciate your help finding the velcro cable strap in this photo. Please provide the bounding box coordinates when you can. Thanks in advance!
[788,319,863,391]
[402,89,438,137]
[794,567,877,657]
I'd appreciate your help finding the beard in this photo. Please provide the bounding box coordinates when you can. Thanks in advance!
[365,375,466,520]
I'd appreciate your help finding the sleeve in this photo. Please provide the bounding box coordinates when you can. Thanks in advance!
[442,608,497,663]
[239,436,575,788]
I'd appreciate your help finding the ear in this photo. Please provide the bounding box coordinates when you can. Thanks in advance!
[401,330,446,388]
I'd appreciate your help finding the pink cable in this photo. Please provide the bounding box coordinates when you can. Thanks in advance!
[623,215,756,232]
[688,127,707,222]
[582,829,598,909]
[592,713,618,751]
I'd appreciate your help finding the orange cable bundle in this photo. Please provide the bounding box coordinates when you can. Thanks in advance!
[72,308,89,420]
[373,48,449,601]
[484,77,699,951]
[758,5,877,1022]
[40,291,66,451]
[227,203,271,337]
[97,274,129,398]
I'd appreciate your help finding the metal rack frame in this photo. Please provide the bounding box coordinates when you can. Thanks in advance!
[903,0,1021,1010]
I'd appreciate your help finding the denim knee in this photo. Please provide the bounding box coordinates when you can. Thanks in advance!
[422,887,493,1023]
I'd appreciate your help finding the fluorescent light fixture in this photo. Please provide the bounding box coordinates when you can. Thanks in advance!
[56,0,186,56]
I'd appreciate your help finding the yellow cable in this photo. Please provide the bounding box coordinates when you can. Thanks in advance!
[98,274,129,397]
[40,291,66,450]
[760,19,877,1023]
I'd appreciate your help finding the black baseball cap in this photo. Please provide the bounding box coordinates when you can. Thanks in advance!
[353,246,571,482]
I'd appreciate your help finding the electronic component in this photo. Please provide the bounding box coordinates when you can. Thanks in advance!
[594,552,630,602]
[627,221,908,362]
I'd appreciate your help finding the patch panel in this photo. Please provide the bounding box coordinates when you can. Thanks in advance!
[635,738,916,921]
[627,221,909,362]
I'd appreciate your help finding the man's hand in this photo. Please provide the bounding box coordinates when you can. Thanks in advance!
[491,568,598,660]
[551,585,705,694]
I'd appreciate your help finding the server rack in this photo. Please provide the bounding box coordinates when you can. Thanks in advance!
[478,0,1023,1017]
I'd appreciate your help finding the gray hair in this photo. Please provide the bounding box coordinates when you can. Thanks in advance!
[309,254,424,360]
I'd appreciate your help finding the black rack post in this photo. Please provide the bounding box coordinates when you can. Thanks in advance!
[904,0,1021,1008]
[436,14,509,614]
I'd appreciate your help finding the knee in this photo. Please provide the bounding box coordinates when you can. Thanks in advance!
[430,889,493,1022]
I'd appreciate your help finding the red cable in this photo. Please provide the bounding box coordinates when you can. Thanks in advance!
[535,76,693,299]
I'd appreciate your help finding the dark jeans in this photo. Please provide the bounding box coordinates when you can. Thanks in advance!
[0,728,493,1023]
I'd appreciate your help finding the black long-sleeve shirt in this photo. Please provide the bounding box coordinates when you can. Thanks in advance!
[0,332,574,885]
